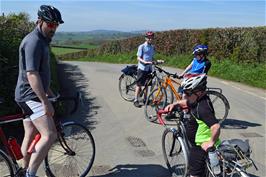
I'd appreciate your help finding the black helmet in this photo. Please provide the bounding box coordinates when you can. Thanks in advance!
[38,5,64,24]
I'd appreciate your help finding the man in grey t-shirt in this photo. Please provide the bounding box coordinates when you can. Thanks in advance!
[15,5,63,177]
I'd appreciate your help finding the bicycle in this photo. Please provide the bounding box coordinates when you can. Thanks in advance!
[144,66,181,122]
[0,93,95,177]
[118,60,165,104]
[144,71,230,123]
[157,109,257,177]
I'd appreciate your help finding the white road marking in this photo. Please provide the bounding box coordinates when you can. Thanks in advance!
[221,81,266,101]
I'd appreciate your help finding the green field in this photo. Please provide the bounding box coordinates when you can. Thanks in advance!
[65,43,98,49]
[51,47,84,55]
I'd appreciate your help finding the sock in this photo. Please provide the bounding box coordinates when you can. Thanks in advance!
[26,169,36,177]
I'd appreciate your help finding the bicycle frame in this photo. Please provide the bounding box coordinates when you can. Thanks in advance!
[162,76,182,100]
[56,121,76,156]
[0,114,24,160]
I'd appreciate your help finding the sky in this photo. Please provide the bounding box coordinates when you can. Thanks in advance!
[0,0,265,32]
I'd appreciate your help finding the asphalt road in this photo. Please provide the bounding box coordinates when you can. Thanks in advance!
[57,61,265,177]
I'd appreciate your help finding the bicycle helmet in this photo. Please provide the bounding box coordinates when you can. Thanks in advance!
[145,31,155,38]
[181,74,207,93]
[38,5,64,24]
[193,44,208,55]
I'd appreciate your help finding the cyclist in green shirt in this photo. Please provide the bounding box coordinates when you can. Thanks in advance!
[165,74,221,177]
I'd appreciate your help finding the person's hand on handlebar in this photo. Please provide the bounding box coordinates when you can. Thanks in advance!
[173,73,183,79]
[143,61,153,65]
[164,100,188,113]
[152,60,164,65]
[164,103,175,112]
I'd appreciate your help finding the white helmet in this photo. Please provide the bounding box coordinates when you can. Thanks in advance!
[181,74,207,92]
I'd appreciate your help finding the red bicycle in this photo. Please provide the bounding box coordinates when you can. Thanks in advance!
[0,94,96,177]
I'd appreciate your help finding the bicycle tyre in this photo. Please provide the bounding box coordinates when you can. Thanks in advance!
[0,149,14,177]
[118,74,137,102]
[144,87,167,122]
[44,122,96,177]
[162,128,189,177]
[207,90,230,124]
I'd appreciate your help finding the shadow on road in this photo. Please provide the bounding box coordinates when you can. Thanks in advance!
[57,61,100,130]
[221,118,261,129]
[90,164,171,177]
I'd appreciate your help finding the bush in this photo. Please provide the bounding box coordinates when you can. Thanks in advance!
[94,27,266,64]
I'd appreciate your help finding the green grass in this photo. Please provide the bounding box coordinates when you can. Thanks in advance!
[51,47,84,56]
[71,53,266,89]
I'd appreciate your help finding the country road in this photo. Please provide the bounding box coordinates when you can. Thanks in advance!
[57,61,265,177]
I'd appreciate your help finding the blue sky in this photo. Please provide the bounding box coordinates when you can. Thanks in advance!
[1,0,265,32]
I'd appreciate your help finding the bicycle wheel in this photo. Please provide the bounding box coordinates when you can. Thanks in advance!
[0,149,14,177]
[162,128,189,177]
[118,74,136,102]
[207,90,230,124]
[45,122,95,177]
[144,87,167,122]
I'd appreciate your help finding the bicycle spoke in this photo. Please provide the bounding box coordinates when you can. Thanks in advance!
[45,123,95,177]
[162,129,188,177]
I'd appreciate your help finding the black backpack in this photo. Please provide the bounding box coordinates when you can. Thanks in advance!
[121,65,137,76]
[218,139,251,161]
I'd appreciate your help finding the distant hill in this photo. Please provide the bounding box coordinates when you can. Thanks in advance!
[52,30,144,46]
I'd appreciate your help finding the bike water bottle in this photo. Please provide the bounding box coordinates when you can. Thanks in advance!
[8,137,23,160]
[27,134,41,154]
[208,147,221,175]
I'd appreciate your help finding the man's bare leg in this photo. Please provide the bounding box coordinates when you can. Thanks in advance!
[21,120,38,169]
[26,115,57,175]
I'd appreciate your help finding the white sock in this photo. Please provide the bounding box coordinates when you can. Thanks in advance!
[26,169,36,177]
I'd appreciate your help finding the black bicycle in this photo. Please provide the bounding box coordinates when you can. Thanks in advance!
[158,109,257,177]
[118,60,165,103]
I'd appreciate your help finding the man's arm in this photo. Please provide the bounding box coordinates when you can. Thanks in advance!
[180,62,193,76]
[137,56,152,65]
[27,71,54,117]
[164,99,188,112]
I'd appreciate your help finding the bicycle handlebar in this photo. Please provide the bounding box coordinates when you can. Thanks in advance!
[157,109,170,126]
[154,65,180,78]
[48,93,61,102]
[152,59,165,65]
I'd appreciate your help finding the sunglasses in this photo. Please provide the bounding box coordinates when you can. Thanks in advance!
[46,22,59,28]
[184,90,194,96]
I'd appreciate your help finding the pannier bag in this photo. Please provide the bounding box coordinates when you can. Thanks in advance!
[218,139,251,161]
[121,65,137,76]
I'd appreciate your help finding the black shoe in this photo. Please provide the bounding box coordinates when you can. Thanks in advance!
[133,100,141,108]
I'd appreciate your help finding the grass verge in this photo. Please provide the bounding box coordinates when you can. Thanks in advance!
[65,52,266,89]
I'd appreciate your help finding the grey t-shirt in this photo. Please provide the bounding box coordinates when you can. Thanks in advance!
[15,26,51,102]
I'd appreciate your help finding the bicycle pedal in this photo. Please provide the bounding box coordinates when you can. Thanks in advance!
[15,167,26,177]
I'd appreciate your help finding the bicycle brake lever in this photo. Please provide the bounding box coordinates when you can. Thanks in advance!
[48,93,60,102]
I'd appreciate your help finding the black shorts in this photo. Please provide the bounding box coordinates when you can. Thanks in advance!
[136,69,152,86]
[189,146,208,176]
